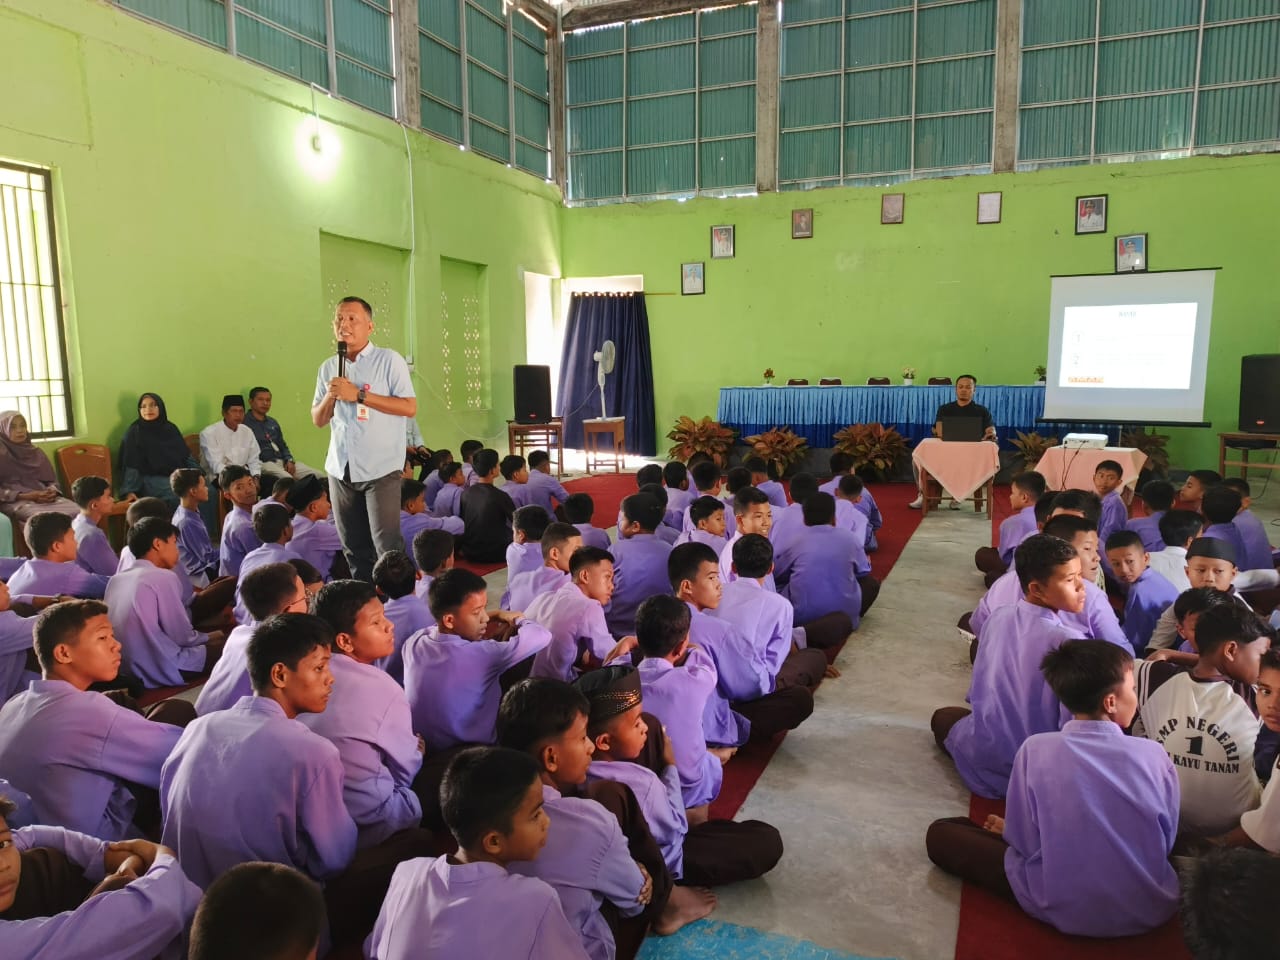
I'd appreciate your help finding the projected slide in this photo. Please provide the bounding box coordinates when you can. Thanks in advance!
[1060,303,1197,390]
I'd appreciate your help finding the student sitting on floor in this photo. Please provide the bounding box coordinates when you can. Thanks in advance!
[0,581,37,703]
[1201,484,1250,562]
[372,550,433,684]
[305,580,428,848]
[722,467,751,510]
[661,462,693,532]
[365,747,590,960]
[680,461,724,534]
[254,477,294,517]
[974,471,1046,582]
[8,513,110,600]
[458,440,484,487]
[675,496,727,549]
[189,862,326,960]
[768,472,816,552]
[0,600,185,839]
[1224,648,1280,851]
[419,448,452,509]
[506,505,552,586]
[217,465,262,579]
[433,462,466,519]
[505,522,580,613]
[403,568,552,753]
[459,450,516,563]
[70,476,122,578]
[575,665,783,889]
[1147,508,1203,592]
[932,534,1094,799]
[1105,529,1180,656]
[819,453,883,552]
[411,529,454,601]
[1160,586,1236,659]
[232,504,298,625]
[743,456,788,512]
[170,468,218,589]
[816,451,852,498]
[833,475,871,548]
[1177,469,1222,515]
[1125,479,1176,553]
[635,464,662,490]
[284,474,343,582]
[525,546,623,683]
[564,493,610,551]
[1147,537,1252,651]
[195,562,309,715]
[926,639,1180,938]
[714,534,830,692]
[499,455,533,509]
[605,495,673,638]
[107,517,222,688]
[0,796,202,958]
[525,451,570,518]
[638,483,680,546]
[400,478,463,552]
[718,487,773,588]
[776,492,878,628]
[495,679,656,960]
[115,497,173,574]
[1132,603,1270,836]
[1093,459,1129,549]
[1223,478,1276,572]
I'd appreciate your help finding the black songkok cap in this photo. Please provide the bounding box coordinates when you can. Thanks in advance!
[573,665,642,727]
[1187,536,1237,565]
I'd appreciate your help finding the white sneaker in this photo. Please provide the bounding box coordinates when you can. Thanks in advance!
[908,495,923,509]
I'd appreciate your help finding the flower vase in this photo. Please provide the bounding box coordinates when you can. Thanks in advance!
[902,378,914,387]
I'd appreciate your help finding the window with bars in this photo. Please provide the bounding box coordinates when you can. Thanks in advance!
[1019,0,1280,168]
[779,0,995,189]
[418,0,551,177]
[565,4,758,203]
[115,0,396,118]
[0,163,72,438]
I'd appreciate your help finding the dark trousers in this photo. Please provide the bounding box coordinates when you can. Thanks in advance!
[414,743,475,833]
[330,469,405,582]
[925,816,1016,901]
[858,575,881,616]
[797,612,855,663]
[777,647,828,691]
[930,706,972,752]
[191,576,238,634]
[734,686,815,741]
[324,828,439,947]
[128,699,199,838]
[974,546,1007,579]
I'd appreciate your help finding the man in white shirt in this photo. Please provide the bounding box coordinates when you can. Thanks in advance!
[200,395,262,484]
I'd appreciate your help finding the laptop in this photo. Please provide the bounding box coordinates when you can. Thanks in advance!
[939,417,985,442]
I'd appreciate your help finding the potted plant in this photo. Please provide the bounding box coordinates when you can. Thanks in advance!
[1121,426,1170,478]
[833,422,908,480]
[1034,365,1047,384]
[666,415,737,468]
[762,367,775,386]
[743,426,809,479]
[1010,430,1058,470]
[902,366,916,386]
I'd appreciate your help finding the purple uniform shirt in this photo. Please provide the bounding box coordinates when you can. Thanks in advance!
[1004,720,1180,937]
[1233,509,1274,571]
[194,623,255,715]
[160,695,358,888]
[422,470,445,510]
[401,510,464,555]
[291,516,344,579]
[717,531,776,591]
[298,654,423,848]
[834,500,871,563]
[756,479,788,511]
[997,505,1038,566]
[366,856,590,960]
[776,525,864,628]
[1125,511,1166,553]
[674,528,726,551]
[971,571,1128,648]
[638,647,723,808]
[574,523,611,551]
[686,603,761,746]
[0,679,181,839]
[506,566,570,613]
[945,601,1078,798]
[525,581,615,682]
[172,504,217,586]
[1097,490,1129,546]
[7,558,109,600]
[1121,567,1181,656]
[508,784,646,960]
[1202,522,1249,568]
[654,524,679,545]
[587,759,687,878]
[663,487,694,530]
[506,540,545,581]
[219,505,262,578]
[604,535,673,638]
[768,503,806,554]
[525,470,570,516]
[710,578,792,686]
[0,610,36,703]
[105,559,209,688]
[433,483,464,518]
[2,826,201,960]
[72,513,118,578]
[232,542,299,625]
[501,480,533,508]
[378,594,434,684]
[403,621,552,751]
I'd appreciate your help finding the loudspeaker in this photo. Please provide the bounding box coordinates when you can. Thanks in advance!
[513,365,553,424]
[1239,354,1280,433]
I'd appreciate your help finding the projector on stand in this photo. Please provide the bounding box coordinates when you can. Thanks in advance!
[1062,433,1109,449]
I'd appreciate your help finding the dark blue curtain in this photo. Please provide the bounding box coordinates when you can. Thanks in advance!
[556,293,656,455]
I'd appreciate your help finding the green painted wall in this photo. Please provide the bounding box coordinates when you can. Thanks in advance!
[0,0,561,471]
[561,154,1280,469]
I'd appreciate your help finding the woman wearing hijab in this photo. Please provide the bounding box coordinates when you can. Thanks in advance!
[0,410,80,525]
[118,393,194,508]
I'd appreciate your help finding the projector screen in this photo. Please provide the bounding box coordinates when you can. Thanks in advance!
[1044,270,1217,424]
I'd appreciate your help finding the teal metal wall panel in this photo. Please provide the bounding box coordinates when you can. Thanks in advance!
[420,35,462,105]
[1208,0,1279,22]
[515,89,550,144]
[845,65,911,121]
[238,0,326,43]
[118,0,227,47]
[844,119,910,173]
[628,46,697,96]
[465,5,508,74]
[1017,102,1091,160]
[627,93,696,146]
[515,141,549,177]
[1022,0,1095,47]
[469,117,509,159]
[700,137,755,187]
[781,74,843,127]
[467,62,509,128]
[422,96,464,142]
[420,0,460,44]
[701,86,756,137]
[235,12,328,86]
[568,103,623,151]
[1094,92,1192,153]
[1197,82,1280,145]
[915,55,993,113]
[915,0,994,59]
[628,13,696,48]
[701,34,756,87]
[1096,32,1197,98]
[779,127,841,180]
[848,0,911,13]
[914,112,991,167]
[333,0,392,73]
[702,4,757,36]
[781,22,842,76]
[337,58,393,115]
[846,11,912,67]
[783,0,844,27]
[567,54,624,104]
[1099,0,1198,37]
[626,144,696,194]
[1200,19,1280,85]
[514,39,550,96]
[566,24,624,57]
[569,150,623,199]
[1020,44,1093,104]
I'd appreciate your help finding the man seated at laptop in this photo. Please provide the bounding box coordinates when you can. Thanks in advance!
[909,374,996,510]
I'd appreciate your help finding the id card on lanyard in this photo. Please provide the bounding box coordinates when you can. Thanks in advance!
[357,383,371,422]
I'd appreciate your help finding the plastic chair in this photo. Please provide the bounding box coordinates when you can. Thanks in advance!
[927,377,953,385]
[819,378,843,386]
[786,378,809,386]
[866,377,891,386]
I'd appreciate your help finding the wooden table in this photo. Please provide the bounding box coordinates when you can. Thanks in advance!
[507,419,564,477]
[1034,446,1146,493]
[911,438,1000,518]
[1219,431,1280,479]
[583,417,626,474]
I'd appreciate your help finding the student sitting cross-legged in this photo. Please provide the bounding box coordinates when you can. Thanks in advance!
[372,550,432,684]
[743,455,788,512]
[1223,477,1277,573]
[217,465,263,579]
[1125,479,1175,553]
[364,747,590,960]
[7,513,110,600]
[0,795,202,959]
[926,639,1181,938]
[189,862,326,960]
[506,522,581,614]
[768,472,815,554]
[170,468,219,589]
[674,496,727,550]
[0,600,188,840]
[1105,529,1180,657]
[411,528,455,602]
[400,477,463,552]
[432,462,466,520]
[975,471,1046,584]
[284,474,345,582]
[818,452,883,551]
[564,493,611,551]
[717,487,774,589]
[458,439,483,487]
[503,505,553,604]
[525,450,570,518]
[679,461,725,536]
[1176,469,1221,516]
[70,476,123,578]
[774,493,871,646]
[1146,508,1203,593]
[459,449,516,563]
[661,462,693,532]
[526,546,626,683]
[605,495,673,638]
[106,517,224,688]
[1201,483,1249,560]
[933,534,1104,799]
[1147,536,1252,651]
[231,504,299,625]
[498,454,533,509]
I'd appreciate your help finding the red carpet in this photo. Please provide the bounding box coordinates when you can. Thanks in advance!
[956,796,1190,960]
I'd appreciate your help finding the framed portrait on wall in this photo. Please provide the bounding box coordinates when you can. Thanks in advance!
[1075,194,1107,234]
[792,208,814,239]
[681,261,705,295]
[710,225,735,259]
[1115,233,1147,273]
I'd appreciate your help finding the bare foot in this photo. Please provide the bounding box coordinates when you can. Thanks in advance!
[686,804,709,826]
[652,884,717,935]
[824,663,842,678]
[708,745,737,766]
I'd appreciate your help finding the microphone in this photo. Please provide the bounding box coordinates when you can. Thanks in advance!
[337,341,347,379]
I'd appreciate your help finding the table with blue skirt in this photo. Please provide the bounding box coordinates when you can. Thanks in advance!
[717,384,1056,449]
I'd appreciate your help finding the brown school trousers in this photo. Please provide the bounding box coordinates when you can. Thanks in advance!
[797,611,855,663]
[325,828,439,947]
[930,707,972,752]
[925,816,1016,902]
[733,686,814,741]
[858,575,881,616]
[777,647,828,692]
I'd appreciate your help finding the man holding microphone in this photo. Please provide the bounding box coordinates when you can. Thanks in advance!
[312,296,417,580]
